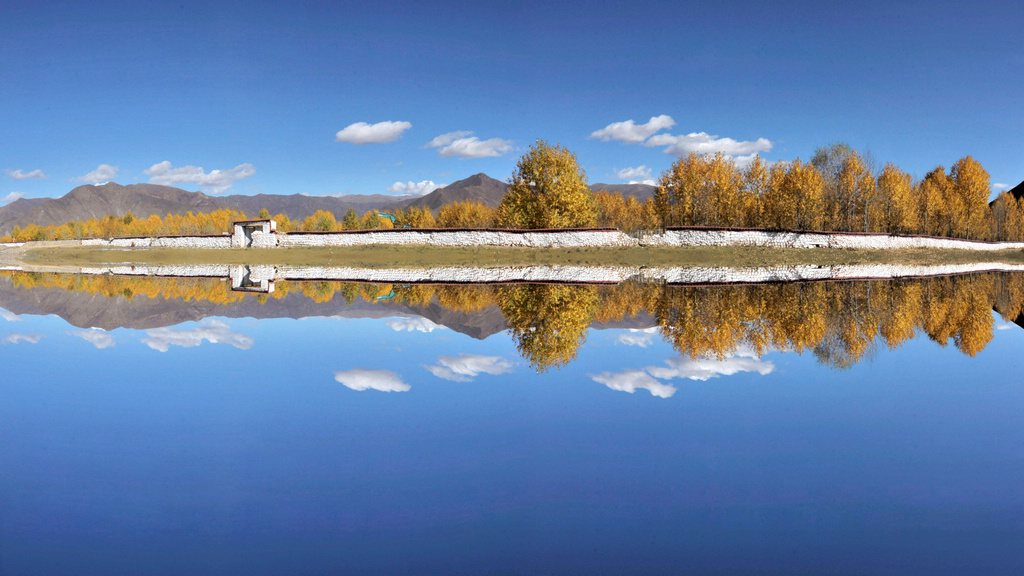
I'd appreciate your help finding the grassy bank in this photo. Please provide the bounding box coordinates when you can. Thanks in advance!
[18,244,1024,269]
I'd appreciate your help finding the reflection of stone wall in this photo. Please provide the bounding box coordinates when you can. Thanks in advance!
[70,261,1024,285]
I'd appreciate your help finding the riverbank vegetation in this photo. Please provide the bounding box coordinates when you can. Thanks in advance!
[20,244,1024,269]
[3,141,1022,244]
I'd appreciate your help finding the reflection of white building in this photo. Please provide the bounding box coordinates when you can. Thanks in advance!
[230,265,275,294]
[231,219,277,248]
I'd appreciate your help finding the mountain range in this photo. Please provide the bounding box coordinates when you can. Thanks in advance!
[0,174,654,235]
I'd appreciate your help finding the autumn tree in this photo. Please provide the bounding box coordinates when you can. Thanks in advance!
[342,207,361,230]
[303,210,338,231]
[876,163,917,235]
[395,206,436,228]
[949,155,992,240]
[436,200,495,228]
[495,140,597,229]
[918,167,952,236]
[495,283,599,371]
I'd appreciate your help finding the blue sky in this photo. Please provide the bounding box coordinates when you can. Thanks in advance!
[2,0,1022,204]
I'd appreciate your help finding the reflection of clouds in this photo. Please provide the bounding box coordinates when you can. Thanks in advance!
[424,354,513,382]
[591,370,677,398]
[334,369,410,392]
[386,317,444,333]
[141,319,253,352]
[70,328,116,349]
[615,327,657,348]
[0,307,20,322]
[996,322,1013,331]
[647,354,774,382]
[590,347,775,398]
[3,333,42,344]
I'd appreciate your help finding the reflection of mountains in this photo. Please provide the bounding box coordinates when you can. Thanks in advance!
[4,271,1024,372]
[0,275,512,338]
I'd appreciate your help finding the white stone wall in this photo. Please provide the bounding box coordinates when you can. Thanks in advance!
[278,228,1024,251]
[83,236,232,249]
[46,226,1024,252]
[279,229,635,248]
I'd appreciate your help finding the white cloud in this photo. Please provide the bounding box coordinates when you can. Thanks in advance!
[590,370,677,398]
[423,354,513,382]
[141,319,253,352]
[0,307,20,322]
[3,333,42,345]
[335,120,412,144]
[426,131,513,159]
[616,166,652,181]
[387,180,444,196]
[144,161,255,194]
[646,352,774,382]
[994,183,1009,190]
[590,115,676,144]
[645,132,773,157]
[5,169,46,180]
[591,347,774,398]
[1,191,25,205]
[615,327,658,348]
[334,368,410,392]
[75,164,119,183]
[386,317,445,333]
[996,322,1014,331]
[70,328,115,349]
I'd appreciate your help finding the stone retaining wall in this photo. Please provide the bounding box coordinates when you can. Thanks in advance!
[42,227,1024,252]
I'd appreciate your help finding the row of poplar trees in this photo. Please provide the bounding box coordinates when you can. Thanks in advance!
[654,143,1021,241]
[497,141,1023,241]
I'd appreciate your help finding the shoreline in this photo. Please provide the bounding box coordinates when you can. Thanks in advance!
[10,257,1024,288]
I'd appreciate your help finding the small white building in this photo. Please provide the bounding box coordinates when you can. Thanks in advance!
[232,219,277,248]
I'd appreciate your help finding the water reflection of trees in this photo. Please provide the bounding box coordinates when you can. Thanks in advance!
[4,270,1023,371]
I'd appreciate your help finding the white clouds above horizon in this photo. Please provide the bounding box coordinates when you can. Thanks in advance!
[75,164,119,183]
[144,161,255,194]
[141,319,253,352]
[615,166,652,181]
[592,115,772,164]
[994,183,1009,190]
[2,333,42,345]
[423,354,513,382]
[386,317,445,333]
[5,168,47,180]
[70,328,116,349]
[334,368,410,392]
[1,192,25,205]
[335,121,412,144]
[387,180,444,196]
[615,166,656,185]
[645,132,773,158]
[590,115,676,144]
[0,307,20,322]
[426,131,513,159]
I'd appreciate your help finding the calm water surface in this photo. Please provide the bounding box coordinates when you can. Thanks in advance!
[1,271,1023,575]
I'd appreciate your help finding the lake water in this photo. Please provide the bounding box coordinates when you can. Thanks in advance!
[2,271,1023,575]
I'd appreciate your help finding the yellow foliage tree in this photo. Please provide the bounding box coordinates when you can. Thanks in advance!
[495,140,597,229]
